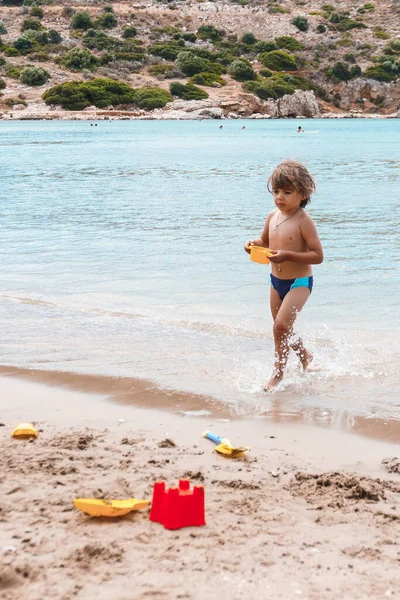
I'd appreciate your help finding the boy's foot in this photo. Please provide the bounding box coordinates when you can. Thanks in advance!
[300,350,313,371]
[263,373,283,392]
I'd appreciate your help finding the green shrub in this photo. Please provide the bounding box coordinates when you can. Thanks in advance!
[71,11,93,31]
[13,37,34,54]
[241,32,256,45]
[182,32,196,43]
[275,36,303,51]
[254,41,277,54]
[190,72,226,86]
[83,30,113,51]
[244,73,310,100]
[0,21,7,35]
[373,27,390,40]
[364,66,394,82]
[0,77,6,90]
[48,29,62,44]
[103,5,114,13]
[149,42,182,61]
[316,25,326,34]
[148,64,175,76]
[329,13,367,32]
[43,81,91,110]
[259,50,297,71]
[20,65,49,85]
[21,18,43,32]
[96,13,117,29]
[170,81,208,100]
[29,50,49,62]
[61,47,99,72]
[0,56,5,66]
[228,59,256,81]
[292,16,308,32]
[259,68,273,78]
[43,78,137,110]
[4,64,22,79]
[6,96,27,107]
[269,6,287,14]
[327,62,361,81]
[133,86,172,109]
[4,46,21,57]
[384,40,400,54]
[337,38,353,47]
[343,53,357,64]
[82,78,135,107]
[175,51,221,76]
[122,26,137,39]
[30,6,44,18]
[197,25,225,43]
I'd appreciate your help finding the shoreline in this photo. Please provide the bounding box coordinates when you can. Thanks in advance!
[1,111,399,121]
[1,374,399,599]
[1,365,399,445]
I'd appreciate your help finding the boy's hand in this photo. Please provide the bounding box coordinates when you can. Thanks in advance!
[269,250,289,263]
[244,240,253,254]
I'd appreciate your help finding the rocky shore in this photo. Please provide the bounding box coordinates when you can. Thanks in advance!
[1,88,398,121]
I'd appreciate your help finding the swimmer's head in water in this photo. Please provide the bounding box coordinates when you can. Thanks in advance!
[267,160,316,208]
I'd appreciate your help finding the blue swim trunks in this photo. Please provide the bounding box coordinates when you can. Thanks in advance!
[270,274,313,301]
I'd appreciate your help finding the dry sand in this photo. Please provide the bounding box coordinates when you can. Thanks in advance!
[1,374,399,600]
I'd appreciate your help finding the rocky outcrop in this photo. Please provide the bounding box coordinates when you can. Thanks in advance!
[340,78,398,110]
[263,90,321,118]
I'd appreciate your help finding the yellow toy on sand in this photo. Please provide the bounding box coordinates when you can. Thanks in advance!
[74,498,149,518]
[11,423,38,439]
[249,246,274,265]
[202,431,250,458]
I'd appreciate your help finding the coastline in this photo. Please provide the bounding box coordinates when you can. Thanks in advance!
[1,110,399,121]
[1,374,399,599]
[1,365,400,445]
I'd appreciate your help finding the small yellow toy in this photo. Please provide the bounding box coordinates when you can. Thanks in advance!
[250,246,273,265]
[11,423,38,439]
[73,498,149,518]
[202,431,250,458]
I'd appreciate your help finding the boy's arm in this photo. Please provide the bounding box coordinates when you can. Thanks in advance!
[244,212,273,253]
[270,216,324,265]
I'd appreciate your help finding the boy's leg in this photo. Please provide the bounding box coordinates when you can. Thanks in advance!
[265,287,311,390]
[270,287,310,365]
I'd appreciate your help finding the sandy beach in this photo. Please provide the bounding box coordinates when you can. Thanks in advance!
[1,372,399,600]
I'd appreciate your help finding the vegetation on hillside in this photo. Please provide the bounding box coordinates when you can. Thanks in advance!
[0,0,399,114]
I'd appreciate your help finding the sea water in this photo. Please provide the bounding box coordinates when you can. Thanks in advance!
[1,119,399,430]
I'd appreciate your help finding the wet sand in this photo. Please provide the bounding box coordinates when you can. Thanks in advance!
[1,365,399,444]
[1,374,399,599]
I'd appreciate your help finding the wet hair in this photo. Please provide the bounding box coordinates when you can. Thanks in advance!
[267,160,316,208]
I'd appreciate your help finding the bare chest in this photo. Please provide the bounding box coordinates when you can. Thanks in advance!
[268,216,305,251]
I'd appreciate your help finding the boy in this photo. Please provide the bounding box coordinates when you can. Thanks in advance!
[244,160,324,390]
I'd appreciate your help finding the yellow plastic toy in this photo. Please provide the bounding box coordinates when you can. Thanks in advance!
[11,423,38,439]
[73,498,149,518]
[202,431,250,458]
[250,246,273,265]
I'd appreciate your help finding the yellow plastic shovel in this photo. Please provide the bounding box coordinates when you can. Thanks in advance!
[11,423,38,439]
[202,431,250,457]
[73,498,149,518]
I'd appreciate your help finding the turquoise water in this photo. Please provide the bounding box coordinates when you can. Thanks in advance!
[1,119,399,426]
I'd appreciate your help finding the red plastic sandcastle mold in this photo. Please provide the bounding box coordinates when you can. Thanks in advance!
[149,479,206,530]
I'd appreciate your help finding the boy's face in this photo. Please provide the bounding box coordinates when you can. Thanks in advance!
[272,186,303,212]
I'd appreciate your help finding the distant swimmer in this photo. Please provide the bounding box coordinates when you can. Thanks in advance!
[219,125,223,129]
[297,126,304,133]
[242,126,246,130]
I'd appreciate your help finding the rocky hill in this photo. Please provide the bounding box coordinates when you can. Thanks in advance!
[0,0,399,119]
